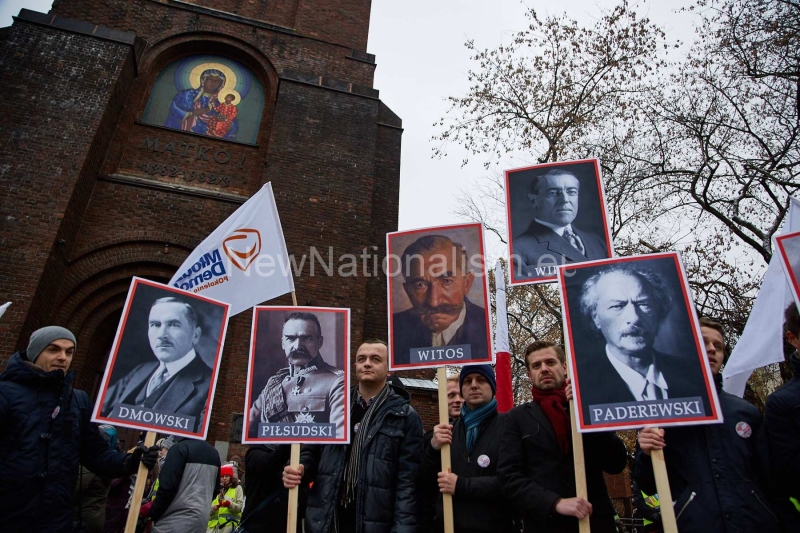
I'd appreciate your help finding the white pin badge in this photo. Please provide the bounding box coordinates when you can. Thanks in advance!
[477,454,490,468]
[735,421,752,439]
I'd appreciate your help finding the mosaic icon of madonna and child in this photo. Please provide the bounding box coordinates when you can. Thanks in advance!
[141,55,265,144]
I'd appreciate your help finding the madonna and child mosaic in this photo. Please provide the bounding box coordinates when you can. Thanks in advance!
[142,55,265,144]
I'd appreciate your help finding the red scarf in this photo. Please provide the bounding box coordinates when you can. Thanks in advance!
[530,386,570,454]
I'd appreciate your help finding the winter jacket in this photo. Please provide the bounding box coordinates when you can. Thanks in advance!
[301,384,424,533]
[151,436,220,533]
[242,445,303,533]
[633,375,780,533]
[422,409,516,533]
[765,352,800,531]
[0,351,131,533]
[498,401,627,533]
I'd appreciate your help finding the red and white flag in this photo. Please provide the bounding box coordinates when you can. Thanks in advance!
[494,261,514,412]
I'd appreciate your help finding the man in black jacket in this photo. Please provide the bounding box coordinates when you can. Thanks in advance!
[635,318,779,533]
[423,364,515,533]
[283,339,423,533]
[765,304,800,531]
[242,444,303,532]
[498,340,627,533]
[0,326,158,533]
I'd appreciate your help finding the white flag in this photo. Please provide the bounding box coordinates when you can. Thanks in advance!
[494,261,509,353]
[723,196,800,396]
[169,183,294,316]
[0,302,10,321]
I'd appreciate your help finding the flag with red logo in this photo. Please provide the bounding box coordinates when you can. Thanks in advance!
[169,183,294,316]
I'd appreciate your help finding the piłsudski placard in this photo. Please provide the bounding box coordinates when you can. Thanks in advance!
[505,158,614,286]
[386,222,494,371]
[92,278,230,439]
[558,253,723,432]
[243,306,350,444]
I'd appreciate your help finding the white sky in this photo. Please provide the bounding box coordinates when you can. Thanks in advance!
[2,0,695,235]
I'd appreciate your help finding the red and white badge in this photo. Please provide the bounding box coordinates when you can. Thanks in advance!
[735,421,752,439]
[477,454,491,468]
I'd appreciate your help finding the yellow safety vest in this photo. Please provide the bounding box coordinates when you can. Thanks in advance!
[641,491,661,526]
[208,487,240,528]
[791,497,800,513]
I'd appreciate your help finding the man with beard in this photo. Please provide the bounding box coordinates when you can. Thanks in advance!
[499,341,626,532]
[574,263,710,424]
[392,235,489,366]
[248,312,345,438]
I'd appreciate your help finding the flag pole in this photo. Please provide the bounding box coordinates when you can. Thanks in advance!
[286,291,300,533]
[437,367,455,533]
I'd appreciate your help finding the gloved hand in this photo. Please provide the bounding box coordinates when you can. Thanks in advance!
[651,512,662,522]
[124,445,160,473]
[139,500,153,517]
[141,445,160,470]
[220,499,231,507]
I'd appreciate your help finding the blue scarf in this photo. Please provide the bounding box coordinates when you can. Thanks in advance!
[461,398,497,454]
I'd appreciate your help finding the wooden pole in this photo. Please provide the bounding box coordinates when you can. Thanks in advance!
[568,402,591,533]
[286,290,300,533]
[436,367,455,533]
[651,436,678,533]
[124,431,157,533]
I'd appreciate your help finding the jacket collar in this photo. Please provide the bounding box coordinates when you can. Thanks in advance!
[524,400,558,446]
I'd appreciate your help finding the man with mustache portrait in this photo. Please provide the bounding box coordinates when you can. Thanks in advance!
[574,263,709,422]
[392,235,489,366]
[247,312,345,438]
[101,296,213,432]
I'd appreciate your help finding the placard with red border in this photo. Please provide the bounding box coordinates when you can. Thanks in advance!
[242,306,351,445]
[505,158,614,286]
[387,222,494,371]
[774,230,800,310]
[91,277,231,439]
[557,252,722,432]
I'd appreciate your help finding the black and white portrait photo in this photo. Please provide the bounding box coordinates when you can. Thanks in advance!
[93,278,230,438]
[559,254,722,432]
[775,230,800,309]
[243,306,350,444]
[505,159,614,285]
[386,223,493,371]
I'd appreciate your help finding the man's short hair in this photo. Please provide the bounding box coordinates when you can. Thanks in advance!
[284,312,322,337]
[151,297,198,329]
[446,373,460,384]
[698,317,725,342]
[784,303,800,336]
[524,340,566,367]
[360,338,388,350]
[400,235,469,278]
[578,264,672,328]
[530,168,579,195]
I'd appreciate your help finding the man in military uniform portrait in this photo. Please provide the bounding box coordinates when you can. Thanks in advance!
[247,311,346,439]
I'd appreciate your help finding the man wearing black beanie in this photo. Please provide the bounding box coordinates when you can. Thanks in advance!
[0,326,159,533]
[422,364,516,533]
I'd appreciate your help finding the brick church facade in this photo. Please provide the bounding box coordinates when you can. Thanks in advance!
[0,0,437,455]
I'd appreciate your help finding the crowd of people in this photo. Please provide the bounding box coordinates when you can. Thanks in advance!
[1,306,798,532]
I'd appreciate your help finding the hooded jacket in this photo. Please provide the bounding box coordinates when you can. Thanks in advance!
[300,384,423,533]
[0,351,130,532]
[633,374,780,533]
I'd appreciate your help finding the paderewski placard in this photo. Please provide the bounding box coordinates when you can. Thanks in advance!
[387,222,493,371]
[506,158,614,286]
[558,252,722,432]
[92,277,230,439]
[774,230,800,311]
[243,306,350,444]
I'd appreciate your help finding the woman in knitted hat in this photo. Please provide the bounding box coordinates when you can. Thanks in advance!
[207,463,244,532]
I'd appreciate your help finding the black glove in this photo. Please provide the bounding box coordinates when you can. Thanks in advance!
[124,445,160,473]
[651,512,662,522]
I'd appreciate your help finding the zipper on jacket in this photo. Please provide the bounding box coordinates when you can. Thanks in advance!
[752,490,780,523]
[675,492,696,520]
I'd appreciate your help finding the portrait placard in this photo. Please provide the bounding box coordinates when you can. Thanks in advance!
[387,223,493,371]
[243,306,350,444]
[774,230,800,310]
[92,277,230,439]
[558,253,722,432]
[505,158,614,286]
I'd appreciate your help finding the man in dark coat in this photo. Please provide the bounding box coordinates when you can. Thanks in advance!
[0,326,157,533]
[242,444,303,532]
[391,234,490,367]
[498,341,627,533]
[283,339,423,533]
[764,304,800,530]
[635,318,780,533]
[513,168,609,281]
[423,364,515,533]
[574,262,712,425]
[101,296,212,432]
